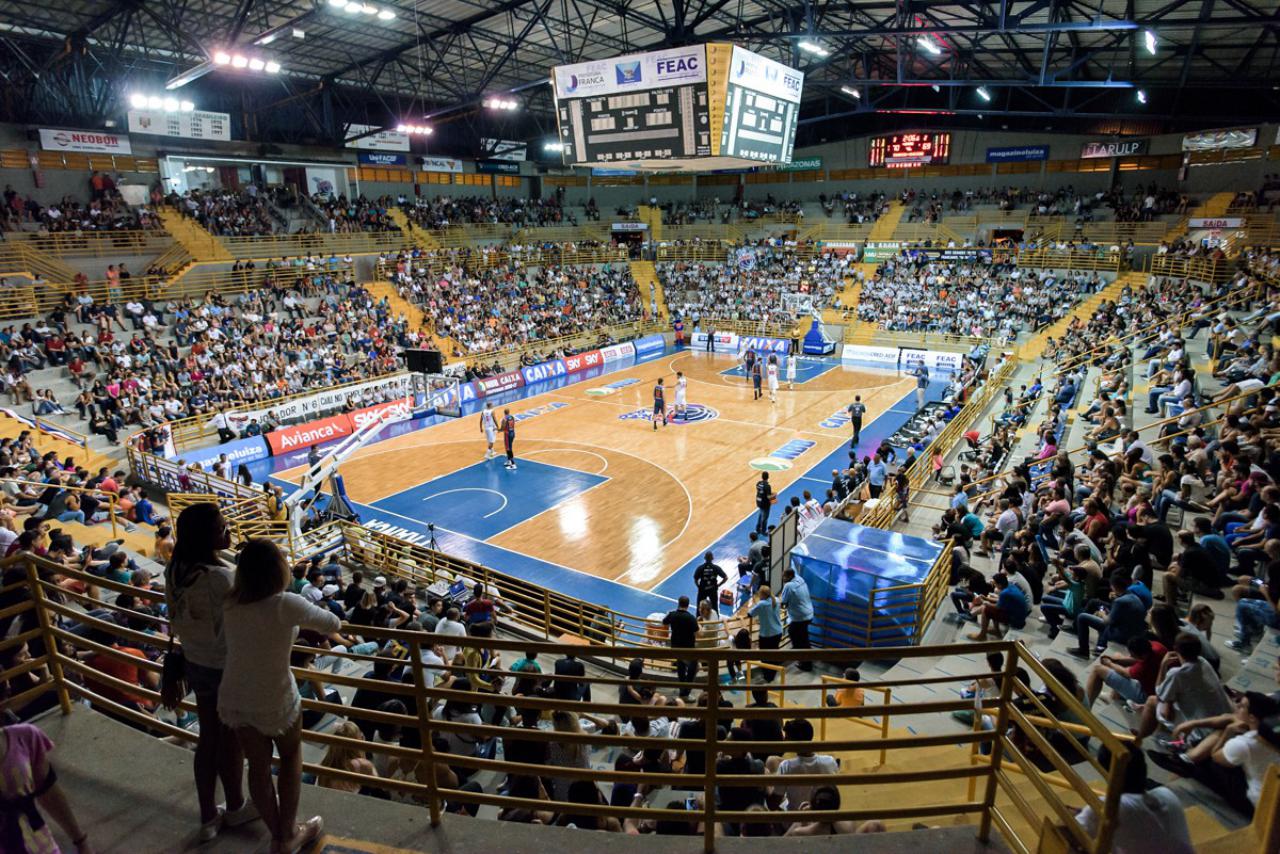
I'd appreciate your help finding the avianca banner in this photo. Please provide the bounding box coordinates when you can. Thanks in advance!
[266,414,353,455]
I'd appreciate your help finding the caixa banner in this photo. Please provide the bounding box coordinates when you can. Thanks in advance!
[634,334,666,357]
[520,358,568,384]
[738,336,791,355]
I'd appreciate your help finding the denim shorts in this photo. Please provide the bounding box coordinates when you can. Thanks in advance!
[1103,669,1146,704]
[185,660,224,702]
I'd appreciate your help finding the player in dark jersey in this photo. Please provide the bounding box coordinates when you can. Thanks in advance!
[502,408,517,469]
[751,357,763,400]
[652,377,667,430]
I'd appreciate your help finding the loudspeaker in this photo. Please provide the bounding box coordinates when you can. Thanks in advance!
[405,349,443,374]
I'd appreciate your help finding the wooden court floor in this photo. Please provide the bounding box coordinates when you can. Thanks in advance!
[280,351,912,592]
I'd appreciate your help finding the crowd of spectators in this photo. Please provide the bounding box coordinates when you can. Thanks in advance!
[401,196,575,230]
[171,188,279,237]
[310,194,399,233]
[937,250,1280,819]
[818,191,888,223]
[856,254,1102,339]
[386,250,641,354]
[2,185,162,233]
[659,246,849,325]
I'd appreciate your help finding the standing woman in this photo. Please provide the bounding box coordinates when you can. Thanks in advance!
[164,502,254,841]
[749,585,783,682]
[219,538,339,854]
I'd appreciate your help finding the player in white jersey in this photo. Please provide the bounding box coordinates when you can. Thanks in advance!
[674,371,687,417]
[766,354,780,402]
[786,352,798,389]
[480,401,498,459]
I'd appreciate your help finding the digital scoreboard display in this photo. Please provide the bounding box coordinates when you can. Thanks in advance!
[719,46,803,164]
[553,46,712,164]
[869,132,952,168]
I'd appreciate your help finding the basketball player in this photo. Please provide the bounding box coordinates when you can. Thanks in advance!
[847,395,866,446]
[652,376,667,430]
[766,354,779,402]
[743,347,756,378]
[480,401,498,460]
[751,356,763,400]
[786,350,797,389]
[501,408,517,469]
[674,371,687,418]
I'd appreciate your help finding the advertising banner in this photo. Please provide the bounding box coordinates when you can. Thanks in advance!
[266,415,354,455]
[985,145,1048,163]
[692,331,739,352]
[344,123,411,152]
[476,160,520,175]
[358,151,407,166]
[900,348,964,372]
[1080,139,1148,159]
[841,344,900,365]
[179,436,270,469]
[223,374,414,432]
[420,157,463,173]
[39,128,131,155]
[553,45,707,99]
[349,397,414,430]
[520,358,568,385]
[599,342,637,363]
[128,110,232,142]
[780,156,822,172]
[475,370,526,397]
[1182,128,1257,152]
[633,334,666,357]
[562,349,604,373]
[305,167,340,195]
[861,241,902,262]
[738,335,791,355]
[480,138,528,162]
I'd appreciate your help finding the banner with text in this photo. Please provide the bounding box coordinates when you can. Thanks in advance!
[128,110,231,142]
[1080,139,1148,159]
[39,128,132,155]
[344,123,411,152]
[222,374,414,433]
[985,145,1048,163]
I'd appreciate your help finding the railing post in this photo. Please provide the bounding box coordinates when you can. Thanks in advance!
[702,650,720,854]
[27,558,72,715]
[407,638,443,827]
[977,643,1019,842]
[542,590,553,637]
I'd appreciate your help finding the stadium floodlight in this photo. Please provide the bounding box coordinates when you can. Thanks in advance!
[180,100,195,112]
[265,61,281,73]
[976,86,991,101]
[231,54,248,68]
[798,40,830,58]
[840,86,861,99]
[213,51,231,65]
[396,124,433,135]
[1144,30,1157,55]
[132,91,198,112]
[917,36,942,55]
[1136,89,1148,104]
[483,97,519,111]
[129,93,148,109]
[377,9,395,20]
[328,0,346,6]
[248,58,265,71]
[544,141,564,152]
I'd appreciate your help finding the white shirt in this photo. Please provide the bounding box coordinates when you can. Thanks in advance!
[1076,789,1192,854]
[776,754,839,809]
[1221,730,1280,805]
[434,617,467,661]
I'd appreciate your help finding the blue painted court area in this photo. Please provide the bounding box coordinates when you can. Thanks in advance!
[371,459,607,540]
[720,356,836,384]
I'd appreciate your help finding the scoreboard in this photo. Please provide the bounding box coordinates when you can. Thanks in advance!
[719,46,803,164]
[553,46,712,164]
[869,132,952,168]
[552,43,803,169]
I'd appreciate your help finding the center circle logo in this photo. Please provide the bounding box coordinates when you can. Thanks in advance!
[619,403,718,424]
[750,457,792,472]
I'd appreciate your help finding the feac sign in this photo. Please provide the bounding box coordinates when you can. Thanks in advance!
[656,57,698,74]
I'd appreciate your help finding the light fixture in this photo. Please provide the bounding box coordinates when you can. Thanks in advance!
[840,85,861,99]
[257,34,276,45]
[327,0,346,7]
[163,96,180,111]
[342,1,362,12]
[1136,89,1147,104]
[798,40,830,57]
[396,124,433,135]
[213,51,231,65]
[265,61,281,73]
[247,58,264,71]
[917,36,942,56]
[131,91,198,113]
[544,141,564,152]
[931,84,940,92]
[147,95,163,109]
[231,54,248,68]
[292,27,306,39]
[129,93,148,109]
[483,97,519,110]
[377,8,395,19]
[180,100,195,112]
[976,86,991,102]
[1144,30,1157,55]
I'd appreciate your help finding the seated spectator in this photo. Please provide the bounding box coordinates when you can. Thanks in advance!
[1075,744,1193,854]
[763,718,839,811]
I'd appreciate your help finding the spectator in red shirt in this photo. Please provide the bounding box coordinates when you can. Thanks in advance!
[1083,635,1167,709]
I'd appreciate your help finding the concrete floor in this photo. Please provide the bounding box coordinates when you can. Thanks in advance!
[36,708,1008,854]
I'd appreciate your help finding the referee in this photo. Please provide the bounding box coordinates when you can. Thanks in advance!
[847,395,866,446]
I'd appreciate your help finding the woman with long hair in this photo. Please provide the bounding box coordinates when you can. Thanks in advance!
[317,721,376,793]
[164,502,254,841]
[219,538,339,854]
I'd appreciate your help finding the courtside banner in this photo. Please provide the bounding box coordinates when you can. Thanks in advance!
[562,349,604,373]
[520,358,568,384]
[634,334,666,357]
[841,344,900,365]
[350,396,414,429]
[178,435,271,469]
[224,374,414,431]
[476,369,526,397]
[600,342,637,363]
[900,348,963,371]
[692,331,739,351]
[267,414,354,455]
[738,335,790,355]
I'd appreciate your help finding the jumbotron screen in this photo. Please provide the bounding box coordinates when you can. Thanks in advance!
[719,45,803,164]
[869,132,952,168]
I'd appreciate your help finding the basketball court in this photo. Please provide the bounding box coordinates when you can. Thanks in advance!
[265,345,950,616]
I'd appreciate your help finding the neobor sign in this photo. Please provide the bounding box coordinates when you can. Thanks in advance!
[39,128,132,155]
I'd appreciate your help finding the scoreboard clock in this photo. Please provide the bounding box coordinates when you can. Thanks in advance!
[869,132,952,168]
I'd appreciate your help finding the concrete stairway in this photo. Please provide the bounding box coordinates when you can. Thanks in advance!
[630,259,667,321]
[156,207,232,263]
[1015,271,1142,362]
[388,207,444,252]
[367,279,455,355]
[637,204,663,241]
[0,410,113,470]
[867,201,907,242]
